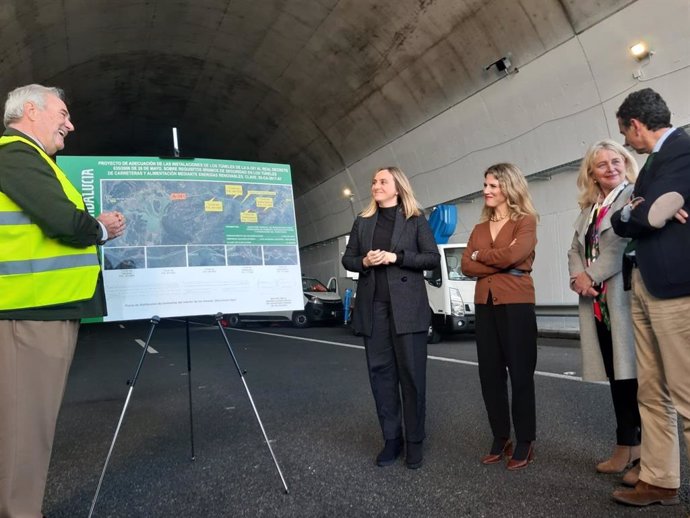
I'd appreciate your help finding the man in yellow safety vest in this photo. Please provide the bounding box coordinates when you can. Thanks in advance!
[0,84,126,518]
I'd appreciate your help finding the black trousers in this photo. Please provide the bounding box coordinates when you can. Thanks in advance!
[475,300,537,443]
[363,300,428,442]
[594,318,641,446]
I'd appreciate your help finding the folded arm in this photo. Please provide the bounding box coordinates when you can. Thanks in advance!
[612,152,690,238]
[473,216,537,269]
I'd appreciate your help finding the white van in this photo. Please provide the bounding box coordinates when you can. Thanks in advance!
[424,243,476,343]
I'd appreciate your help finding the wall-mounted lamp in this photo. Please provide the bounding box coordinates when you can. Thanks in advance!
[630,41,654,80]
[485,55,517,76]
[343,188,357,219]
[630,41,652,61]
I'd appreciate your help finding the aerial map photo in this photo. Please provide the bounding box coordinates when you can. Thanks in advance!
[100,179,296,269]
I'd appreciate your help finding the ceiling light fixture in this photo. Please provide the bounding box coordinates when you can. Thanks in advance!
[630,41,654,80]
[630,41,652,61]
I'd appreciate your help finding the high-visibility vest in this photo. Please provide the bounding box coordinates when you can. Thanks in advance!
[0,135,100,310]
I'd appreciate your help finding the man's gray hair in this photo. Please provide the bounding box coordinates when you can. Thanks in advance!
[3,84,65,127]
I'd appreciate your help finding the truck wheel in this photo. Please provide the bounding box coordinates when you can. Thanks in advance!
[227,314,243,328]
[427,324,442,344]
[292,311,310,328]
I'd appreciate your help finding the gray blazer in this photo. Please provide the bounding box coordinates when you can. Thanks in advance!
[567,184,636,382]
[342,208,440,336]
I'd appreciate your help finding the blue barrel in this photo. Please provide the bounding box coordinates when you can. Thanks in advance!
[428,204,457,244]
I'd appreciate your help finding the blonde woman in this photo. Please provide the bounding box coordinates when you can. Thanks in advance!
[342,166,439,469]
[461,163,539,470]
[568,140,640,482]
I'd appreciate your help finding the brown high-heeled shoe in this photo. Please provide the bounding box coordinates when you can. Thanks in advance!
[621,461,641,487]
[596,444,640,474]
[506,442,534,471]
[481,439,513,465]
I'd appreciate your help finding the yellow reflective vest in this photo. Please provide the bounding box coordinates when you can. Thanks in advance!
[0,135,100,310]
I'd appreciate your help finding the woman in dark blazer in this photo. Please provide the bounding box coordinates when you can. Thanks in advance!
[461,163,539,470]
[342,166,439,469]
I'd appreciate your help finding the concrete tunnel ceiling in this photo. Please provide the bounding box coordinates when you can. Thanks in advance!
[1,0,634,197]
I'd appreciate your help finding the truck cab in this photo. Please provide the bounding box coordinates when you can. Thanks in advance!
[424,243,476,343]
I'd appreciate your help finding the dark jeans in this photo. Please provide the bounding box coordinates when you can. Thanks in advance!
[475,300,537,443]
[363,300,428,442]
[594,318,641,446]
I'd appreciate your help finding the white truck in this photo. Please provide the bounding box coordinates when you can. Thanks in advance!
[424,243,476,343]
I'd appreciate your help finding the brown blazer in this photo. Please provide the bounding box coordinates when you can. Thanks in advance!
[461,214,537,305]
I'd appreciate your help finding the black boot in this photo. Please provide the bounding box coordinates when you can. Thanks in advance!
[406,441,424,469]
[376,438,403,466]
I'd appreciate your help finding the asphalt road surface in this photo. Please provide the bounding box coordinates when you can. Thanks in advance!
[43,319,688,517]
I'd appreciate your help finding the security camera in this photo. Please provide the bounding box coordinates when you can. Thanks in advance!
[485,56,512,73]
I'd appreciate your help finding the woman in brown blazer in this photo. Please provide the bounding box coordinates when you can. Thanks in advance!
[462,163,539,470]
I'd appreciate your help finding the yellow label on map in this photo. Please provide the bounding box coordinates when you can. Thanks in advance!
[256,197,273,210]
[204,200,223,212]
[242,190,276,203]
[241,211,258,223]
[226,185,243,197]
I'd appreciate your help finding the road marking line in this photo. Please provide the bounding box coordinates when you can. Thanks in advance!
[217,328,590,383]
[135,339,158,354]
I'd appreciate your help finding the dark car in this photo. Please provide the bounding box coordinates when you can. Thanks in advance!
[226,276,344,328]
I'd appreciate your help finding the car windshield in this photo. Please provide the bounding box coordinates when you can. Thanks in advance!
[445,248,470,280]
[303,277,328,292]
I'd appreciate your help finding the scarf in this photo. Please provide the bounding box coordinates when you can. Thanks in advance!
[585,181,628,329]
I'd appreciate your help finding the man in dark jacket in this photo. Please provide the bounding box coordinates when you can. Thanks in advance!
[0,84,125,518]
[610,88,690,507]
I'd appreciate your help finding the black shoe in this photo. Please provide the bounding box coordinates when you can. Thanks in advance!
[376,438,403,466]
[406,441,424,469]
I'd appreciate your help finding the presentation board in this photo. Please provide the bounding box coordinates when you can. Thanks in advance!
[57,156,303,322]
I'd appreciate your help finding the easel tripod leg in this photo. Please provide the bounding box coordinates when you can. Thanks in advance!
[214,313,290,494]
[88,316,161,518]
[185,318,196,460]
